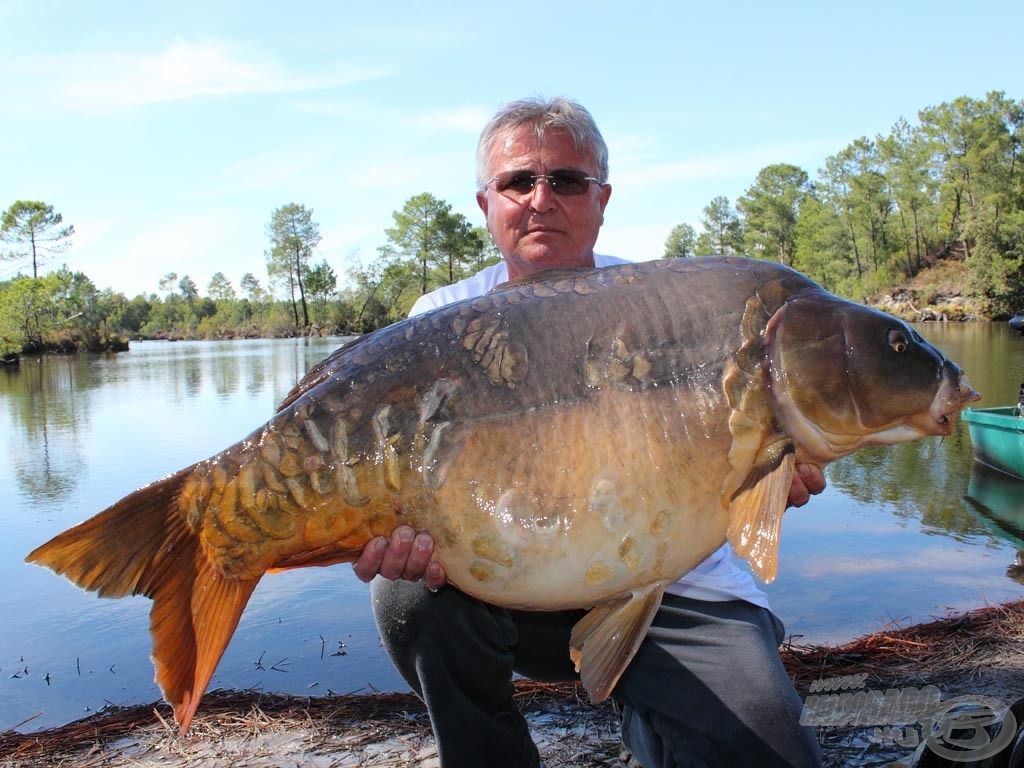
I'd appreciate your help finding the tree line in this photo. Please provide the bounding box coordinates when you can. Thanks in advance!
[665,91,1023,316]
[0,193,499,357]
[1,91,1021,358]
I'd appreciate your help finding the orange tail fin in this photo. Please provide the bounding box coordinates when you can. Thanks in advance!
[26,466,261,734]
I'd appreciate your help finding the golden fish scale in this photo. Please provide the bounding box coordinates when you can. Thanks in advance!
[179,399,425,579]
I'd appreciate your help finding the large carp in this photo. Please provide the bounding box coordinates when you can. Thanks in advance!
[28,256,978,733]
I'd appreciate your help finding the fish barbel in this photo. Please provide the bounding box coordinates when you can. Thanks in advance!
[27,256,979,733]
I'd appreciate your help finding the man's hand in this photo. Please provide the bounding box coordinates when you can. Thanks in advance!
[789,463,826,508]
[353,525,446,591]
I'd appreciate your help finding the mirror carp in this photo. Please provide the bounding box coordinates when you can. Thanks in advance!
[27,256,980,733]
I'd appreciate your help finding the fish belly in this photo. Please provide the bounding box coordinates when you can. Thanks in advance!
[427,386,736,608]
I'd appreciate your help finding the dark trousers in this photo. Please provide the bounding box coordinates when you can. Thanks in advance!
[371,578,822,768]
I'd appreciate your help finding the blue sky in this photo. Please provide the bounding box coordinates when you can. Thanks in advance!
[1,0,1020,298]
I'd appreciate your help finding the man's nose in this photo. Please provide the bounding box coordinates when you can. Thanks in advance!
[528,178,557,211]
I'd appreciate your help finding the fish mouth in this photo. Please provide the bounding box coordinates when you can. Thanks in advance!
[930,366,981,434]
[786,364,982,462]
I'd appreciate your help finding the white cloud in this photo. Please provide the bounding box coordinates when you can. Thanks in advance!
[292,99,487,137]
[79,208,257,295]
[412,106,492,133]
[211,147,332,195]
[614,138,842,189]
[13,39,380,114]
[798,546,1006,581]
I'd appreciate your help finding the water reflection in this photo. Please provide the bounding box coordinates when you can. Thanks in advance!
[963,463,1024,584]
[0,339,351,511]
[1,356,96,506]
[923,320,1024,408]
[246,353,267,399]
[827,434,986,543]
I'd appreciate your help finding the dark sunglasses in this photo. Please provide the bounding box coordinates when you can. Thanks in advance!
[485,169,603,197]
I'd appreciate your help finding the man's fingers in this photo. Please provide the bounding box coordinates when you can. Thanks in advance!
[798,463,826,495]
[352,535,389,583]
[787,478,810,508]
[351,526,446,589]
[788,463,826,508]
[401,531,435,579]
[378,526,416,580]
[424,561,447,592]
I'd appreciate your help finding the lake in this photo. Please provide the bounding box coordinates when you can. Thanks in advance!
[2,326,1024,733]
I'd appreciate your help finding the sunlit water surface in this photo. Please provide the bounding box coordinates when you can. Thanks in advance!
[2,326,1024,732]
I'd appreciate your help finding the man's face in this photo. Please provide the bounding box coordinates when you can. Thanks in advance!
[476,127,612,280]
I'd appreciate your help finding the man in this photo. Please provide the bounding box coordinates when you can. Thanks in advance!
[354,97,825,767]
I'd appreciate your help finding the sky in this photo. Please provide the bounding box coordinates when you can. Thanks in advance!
[1,0,1021,298]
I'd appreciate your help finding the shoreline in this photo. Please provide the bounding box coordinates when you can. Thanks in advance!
[3,600,1024,767]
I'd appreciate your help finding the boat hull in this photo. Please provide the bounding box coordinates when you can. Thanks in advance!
[963,406,1024,480]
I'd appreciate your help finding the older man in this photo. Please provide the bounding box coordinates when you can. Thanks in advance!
[354,97,824,768]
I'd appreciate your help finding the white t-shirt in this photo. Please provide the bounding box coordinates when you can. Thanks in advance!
[408,254,769,608]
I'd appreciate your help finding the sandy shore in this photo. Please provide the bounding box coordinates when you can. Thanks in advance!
[4,601,1024,768]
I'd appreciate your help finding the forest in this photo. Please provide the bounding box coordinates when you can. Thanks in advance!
[1,91,1021,358]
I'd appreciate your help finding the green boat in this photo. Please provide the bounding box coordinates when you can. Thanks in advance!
[963,405,1024,480]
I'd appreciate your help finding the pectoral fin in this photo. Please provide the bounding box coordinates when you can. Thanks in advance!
[569,581,667,703]
[726,450,795,583]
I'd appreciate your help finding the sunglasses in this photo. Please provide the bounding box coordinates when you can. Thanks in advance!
[485,169,603,197]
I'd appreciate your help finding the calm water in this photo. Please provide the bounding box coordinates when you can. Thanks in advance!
[2,327,1024,732]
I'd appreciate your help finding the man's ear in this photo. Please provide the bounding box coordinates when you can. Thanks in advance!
[598,183,612,223]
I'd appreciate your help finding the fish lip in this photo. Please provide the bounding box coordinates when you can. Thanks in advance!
[930,370,981,433]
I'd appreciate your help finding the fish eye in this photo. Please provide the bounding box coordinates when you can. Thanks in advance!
[887,329,910,353]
